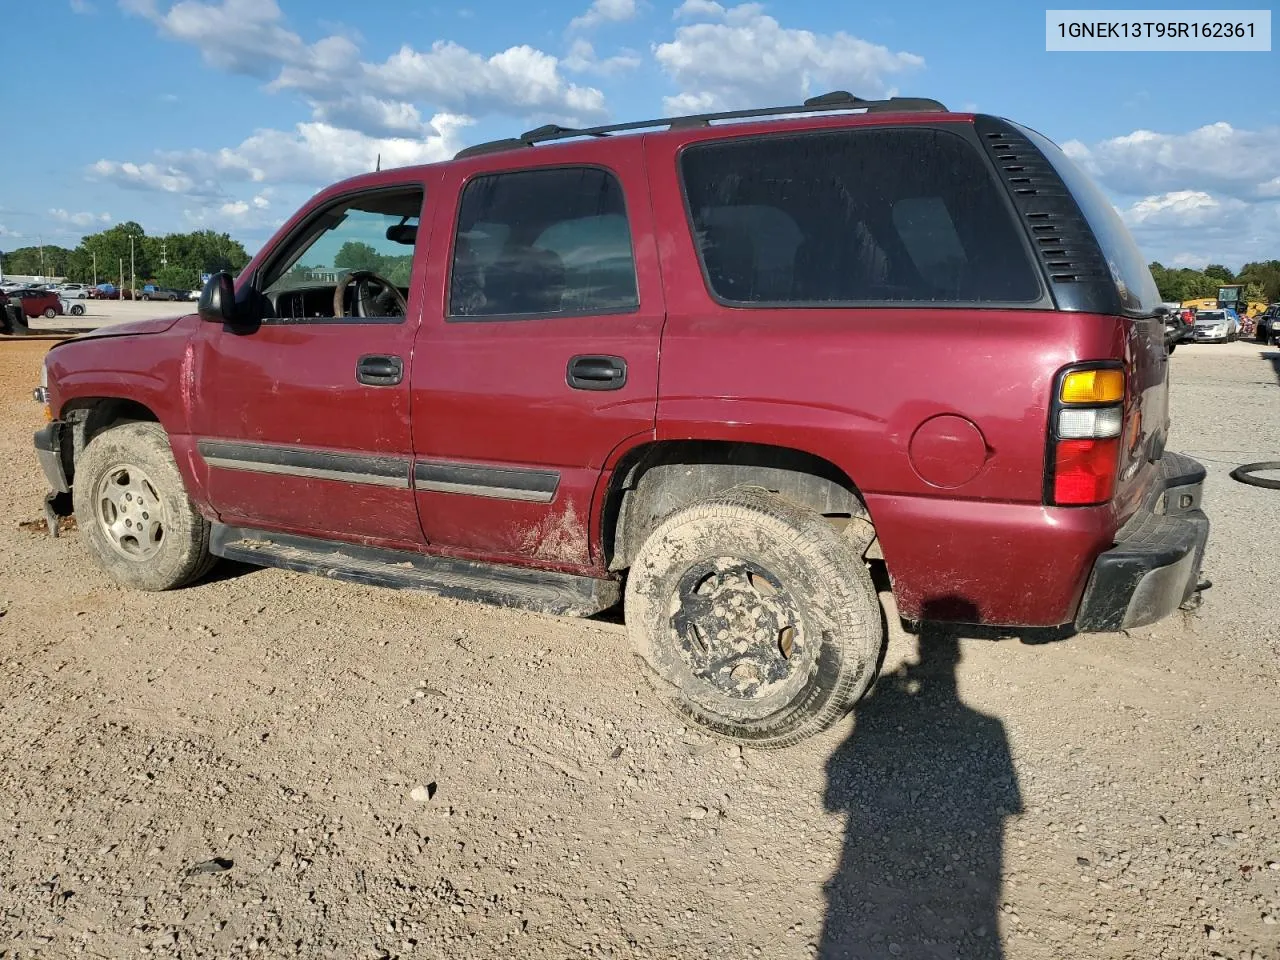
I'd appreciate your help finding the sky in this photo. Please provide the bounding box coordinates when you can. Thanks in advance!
[1,0,1277,269]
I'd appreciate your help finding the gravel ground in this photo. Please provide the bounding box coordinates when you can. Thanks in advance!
[1,337,1278,960]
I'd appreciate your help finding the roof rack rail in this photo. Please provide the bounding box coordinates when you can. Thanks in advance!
[452,91,948,159]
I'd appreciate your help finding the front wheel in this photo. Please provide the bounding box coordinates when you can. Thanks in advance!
[70,303,85,316]
[140,294,150,301]
[625,486,885,749]
[42,307,57,319]
[72,422,215,590]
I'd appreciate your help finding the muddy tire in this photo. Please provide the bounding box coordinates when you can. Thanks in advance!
[624,486,884,749]
[72,422,215,591]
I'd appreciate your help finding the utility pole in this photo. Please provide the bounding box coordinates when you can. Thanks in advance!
[129,235,136,296]
[119,258,123,297]
[161,238,167,268]
[92,251,98,286]
[39,236,45,280]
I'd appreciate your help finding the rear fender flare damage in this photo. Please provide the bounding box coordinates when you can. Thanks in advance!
[602,442,879,572]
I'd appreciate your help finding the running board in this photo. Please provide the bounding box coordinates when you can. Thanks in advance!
[210,524,620,618]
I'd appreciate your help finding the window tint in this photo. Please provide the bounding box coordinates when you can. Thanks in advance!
[1014,124,1162,316]
[450,167,638,318]
[679,127,1041,305]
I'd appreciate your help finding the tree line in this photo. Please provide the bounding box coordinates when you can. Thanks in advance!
[1148,260,1279,305]
[0,222,251,291]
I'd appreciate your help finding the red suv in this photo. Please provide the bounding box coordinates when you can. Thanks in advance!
[33,93,1209,747]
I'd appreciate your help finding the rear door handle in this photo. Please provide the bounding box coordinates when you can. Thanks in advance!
[567,355,627,391]
[357,354,403,386]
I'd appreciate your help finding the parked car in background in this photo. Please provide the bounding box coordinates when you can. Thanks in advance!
[187,289,202,301]
[1,287,63,319]
[88,284,119,300]
[1256,304,1280,345]
[57,283,90,299]
[1192,309,1238,343]
[139,284,186,302]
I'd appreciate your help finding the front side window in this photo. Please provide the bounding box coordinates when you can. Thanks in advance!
[679,127,1042,306]
[261,187,424,320]
[449,167,638,319]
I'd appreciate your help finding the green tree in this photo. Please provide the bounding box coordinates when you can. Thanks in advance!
[334,241,384,273]
[1,244,74,278]
[156,264,200,290]
[1203,263,1235,282]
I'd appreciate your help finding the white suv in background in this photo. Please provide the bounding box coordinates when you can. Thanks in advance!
[57,283,90,299]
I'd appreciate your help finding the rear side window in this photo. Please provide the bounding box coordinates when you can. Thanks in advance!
[1014,124,1161,316]
[450,166,639,319]
[679,127,1041,306]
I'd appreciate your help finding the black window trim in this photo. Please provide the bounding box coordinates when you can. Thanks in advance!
[444,162,642,325]
[675,122,1054,312]
[249,183,428,327]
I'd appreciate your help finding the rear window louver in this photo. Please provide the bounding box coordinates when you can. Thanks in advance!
[975,120,1110,287]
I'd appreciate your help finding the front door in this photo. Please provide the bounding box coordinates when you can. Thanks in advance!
[191,182,432,549]
[410,144,665,571]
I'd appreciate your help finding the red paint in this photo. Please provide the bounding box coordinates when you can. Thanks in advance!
[41,108,1177,628]
[909,415,989,489]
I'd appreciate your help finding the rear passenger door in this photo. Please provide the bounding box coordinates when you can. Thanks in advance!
[410,141,664,570]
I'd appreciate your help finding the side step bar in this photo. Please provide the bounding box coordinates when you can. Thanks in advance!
[210,524,620,618]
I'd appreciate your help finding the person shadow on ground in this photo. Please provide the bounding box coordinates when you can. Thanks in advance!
[819,617,1023,960]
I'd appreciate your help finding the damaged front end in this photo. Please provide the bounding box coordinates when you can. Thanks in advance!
[33,383,74,537]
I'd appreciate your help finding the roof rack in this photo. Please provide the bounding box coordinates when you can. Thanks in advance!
[453,91,949,160]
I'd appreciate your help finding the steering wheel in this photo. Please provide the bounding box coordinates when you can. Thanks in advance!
[333,271,408,319]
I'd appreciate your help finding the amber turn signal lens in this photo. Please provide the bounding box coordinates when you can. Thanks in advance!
[1060,369,1124,404]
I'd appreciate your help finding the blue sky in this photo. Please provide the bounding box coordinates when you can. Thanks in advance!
[2,0,1277,268]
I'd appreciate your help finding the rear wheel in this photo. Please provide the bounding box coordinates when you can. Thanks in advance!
[69,303,85,316]
[42,307,57,319]
[72,422,215,590]
[625,486,885,749]
[140,294,151,301]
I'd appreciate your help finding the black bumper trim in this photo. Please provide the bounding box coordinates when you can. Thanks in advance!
[1075,452,1210,632]
[34,422,70,494]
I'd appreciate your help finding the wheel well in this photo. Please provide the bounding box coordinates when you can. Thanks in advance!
[61,398,161,483]
[604,440,874,572]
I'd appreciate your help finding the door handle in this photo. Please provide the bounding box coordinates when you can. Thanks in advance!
[357,354,403,386]
[567,355,627,391]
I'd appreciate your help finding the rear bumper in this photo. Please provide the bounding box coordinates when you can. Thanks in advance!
[1074,451,1209,632]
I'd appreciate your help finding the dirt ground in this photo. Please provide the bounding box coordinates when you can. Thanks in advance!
[1,336,1278,960]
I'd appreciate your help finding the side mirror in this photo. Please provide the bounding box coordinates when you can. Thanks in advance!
[198,272,238,324]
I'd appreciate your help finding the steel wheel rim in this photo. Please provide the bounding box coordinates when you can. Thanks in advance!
[666,557,810,708]
[95,463,166,561]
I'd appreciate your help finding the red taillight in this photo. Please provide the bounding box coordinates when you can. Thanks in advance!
[1053,437,1121,505]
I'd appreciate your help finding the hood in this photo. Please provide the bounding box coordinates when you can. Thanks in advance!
[71,314,187,341]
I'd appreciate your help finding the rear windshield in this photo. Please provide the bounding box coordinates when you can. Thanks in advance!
[1013,123,1162,317]
[678,126,1042,306]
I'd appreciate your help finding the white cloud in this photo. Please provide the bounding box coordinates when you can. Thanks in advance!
[126,0,608,133]
[91,114,472,202]
[562,38,642,75]
[653,2,924,112]
[70,0,95,13]
[0,225,23,239]
[674,0,723,18]
[1064,122,1280,201]
[50,209,112,227]
[123,0,323,78]
[569,0,638,30]
[89,159,205,195]
[1122,191,1250,229]
[362,43,607,123]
